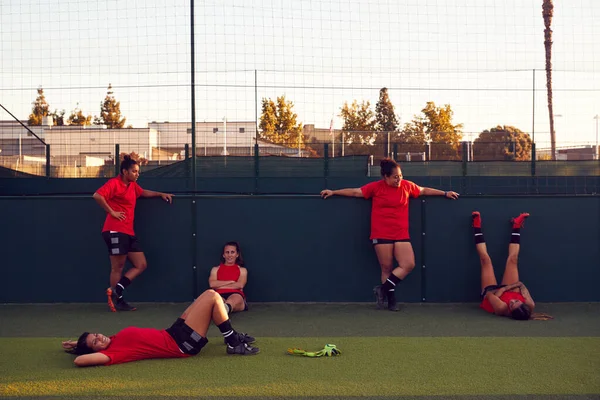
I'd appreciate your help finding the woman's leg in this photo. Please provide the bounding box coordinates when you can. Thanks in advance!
[472,212,497,292]
[181,290,227,336]
[501,213,529,285]
[225,293,247,313]
[374,244,394,284]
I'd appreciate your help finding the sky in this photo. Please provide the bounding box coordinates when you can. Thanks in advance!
[1,0,599,148]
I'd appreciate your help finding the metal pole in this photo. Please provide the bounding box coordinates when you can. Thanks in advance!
[223,117,227,156]
[255,70,258,146]
[594,114,599,160]
[190,0,198,299]
[532,69,536,145]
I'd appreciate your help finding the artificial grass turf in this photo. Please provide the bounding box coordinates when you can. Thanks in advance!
[1,337,598,398]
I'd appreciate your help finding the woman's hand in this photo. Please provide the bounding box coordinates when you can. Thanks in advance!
[320,189,334,199]
[444,191,460,200]
[62,340,77,350]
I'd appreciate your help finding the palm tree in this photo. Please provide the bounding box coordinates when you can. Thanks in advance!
[542,0,555,160]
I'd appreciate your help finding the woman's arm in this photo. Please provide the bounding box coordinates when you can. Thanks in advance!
[519,284,536,310]
[320,188,363,199]
[494,282,522,297]
[141,189,173,203]
[485,292,510,316]
[420,187,460,199]
[74,353,110,367]
[232,268,248,290]
[93,193,125,221]
[208,267,236,289]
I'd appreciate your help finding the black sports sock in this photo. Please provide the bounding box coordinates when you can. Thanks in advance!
[473,227,485,244]
[381,273,401,293]
[217,320,240,347]
[115,277,131,298]
[510,228,521,244]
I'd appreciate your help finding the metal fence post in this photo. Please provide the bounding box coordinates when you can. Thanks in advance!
[461,141,468,176]
[393,143,398,161]
[324,143,329,179]
[531,143,536,176]
[254,143,259,193]
[45,144,50,177]
[115,144,120,176]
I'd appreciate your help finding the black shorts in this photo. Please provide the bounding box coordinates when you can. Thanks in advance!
[220,292,249,311]
[372,238,410,246]
[165,318,208,355]
[102,231,142,256]
[480,284,507,300]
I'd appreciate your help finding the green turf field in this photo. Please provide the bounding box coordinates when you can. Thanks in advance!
[1,302,599,399]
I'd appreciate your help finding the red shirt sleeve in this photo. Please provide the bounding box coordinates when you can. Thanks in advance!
[134,182,144,198]
[360,181,380,199]
[96,178,116,199]
[404,180,421,198]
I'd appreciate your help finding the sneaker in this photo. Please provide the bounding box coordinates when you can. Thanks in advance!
[223,332,256,345]
[106,287,118,312]
[387,292,399,312]
[114,298,137,312]
[472,211,481,228]
[373,285,387,309]
[226,342,260,355]
[511,212,530,228]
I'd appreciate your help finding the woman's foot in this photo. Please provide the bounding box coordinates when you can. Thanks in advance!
[511,213,530,228]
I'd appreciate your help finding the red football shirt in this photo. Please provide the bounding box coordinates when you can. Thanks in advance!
[100,327,189,366]
[480,291,526,314]
[215,263,245,298]
[360,179,421,240]
[95,176,144,236]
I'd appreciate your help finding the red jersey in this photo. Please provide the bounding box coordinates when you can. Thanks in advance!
[480,291,526,314]
[360,179,421,240]
[99,326,189,366]
[95,176,144,236]
[215,263,245,298]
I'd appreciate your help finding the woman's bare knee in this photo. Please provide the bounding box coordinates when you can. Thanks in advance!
[480,254,493,266]
[507,254,519,265]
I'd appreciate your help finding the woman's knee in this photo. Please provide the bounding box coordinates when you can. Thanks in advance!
[507,254,519,265]
[379,263,393,274]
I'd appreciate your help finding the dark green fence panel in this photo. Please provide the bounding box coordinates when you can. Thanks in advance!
[194,196,422,302]
[424,196,600,302]
[0,197,193,303]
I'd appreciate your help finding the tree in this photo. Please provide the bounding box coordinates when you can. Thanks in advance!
[258,95,305,151]
[421,101,463,160]
[94,84,126,128]
[395,102,463,160]
[339,100,377,155]
[375,88,398,132]
[49,109,66,126]
[395,119,427,155]
[28,88,50,126]
[542,0,556,160]
[473,125,533,161]
[68,104,92,126]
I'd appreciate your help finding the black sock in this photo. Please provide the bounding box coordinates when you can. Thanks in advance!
[225,303,232,314]
[217,320,240,347]
[381,273,401,293]
[473,227,485,244]
[510,228,521,244]
[115,277,131,298]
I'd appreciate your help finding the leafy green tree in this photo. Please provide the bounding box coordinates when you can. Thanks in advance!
[68,104,92,126]
[259,95,305,150]
[339,100,377,155]
[474,125,532,161]
[28,88,50,126]
[421,101,463,160]
[94,84,126,128]
[375,87,398,132]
